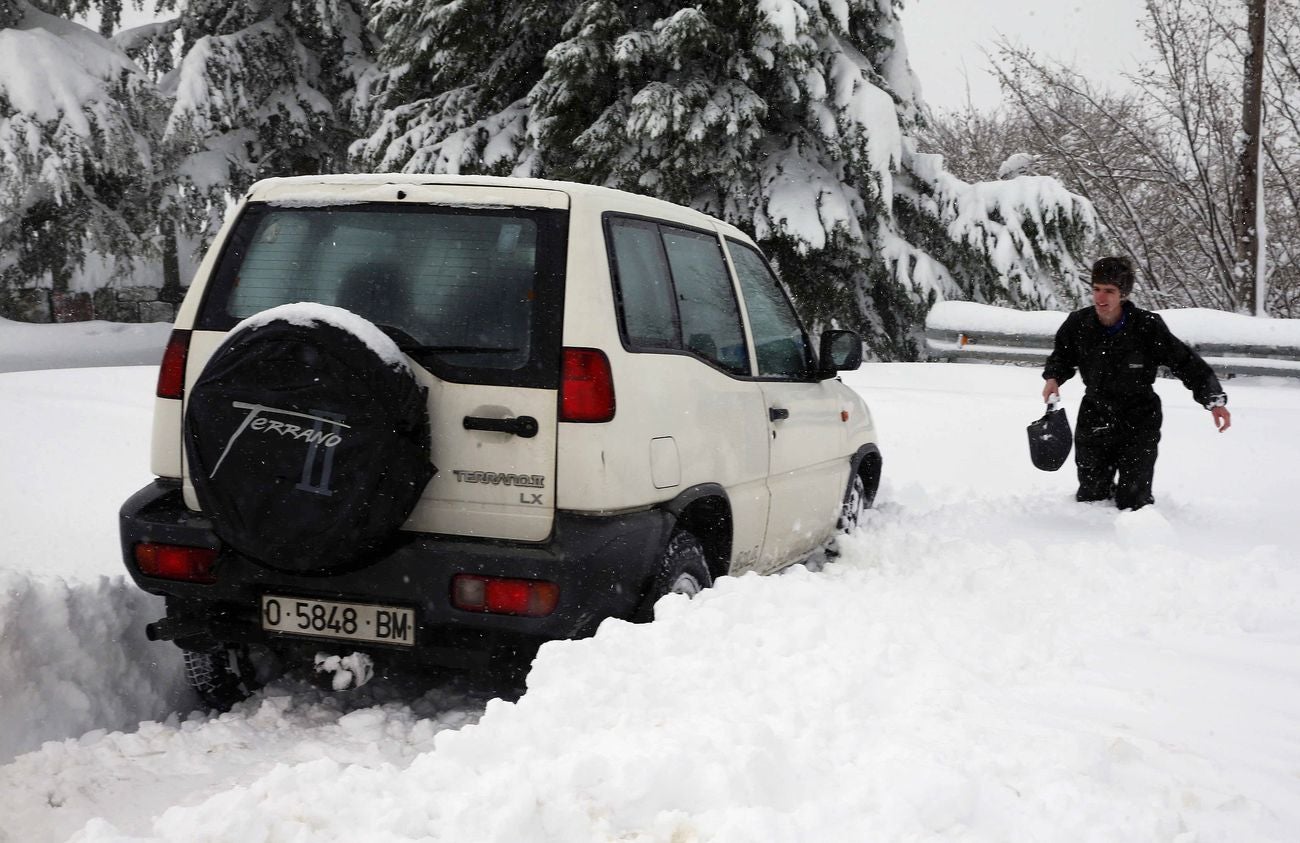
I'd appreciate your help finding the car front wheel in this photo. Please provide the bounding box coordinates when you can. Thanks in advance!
[839,472,868,535]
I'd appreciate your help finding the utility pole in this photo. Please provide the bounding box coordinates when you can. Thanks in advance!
[1236,0,1267,315]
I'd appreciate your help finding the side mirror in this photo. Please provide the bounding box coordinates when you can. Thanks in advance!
[818,329,862,378]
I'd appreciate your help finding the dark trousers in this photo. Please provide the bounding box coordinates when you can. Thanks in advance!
[1074,397,1161,510]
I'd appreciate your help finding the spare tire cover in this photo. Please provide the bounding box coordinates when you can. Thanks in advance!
[185,310,434,573]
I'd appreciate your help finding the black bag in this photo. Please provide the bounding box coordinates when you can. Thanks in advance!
[1027,400,1073,471]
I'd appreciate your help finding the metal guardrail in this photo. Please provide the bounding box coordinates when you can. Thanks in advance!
[924,327,1300,379]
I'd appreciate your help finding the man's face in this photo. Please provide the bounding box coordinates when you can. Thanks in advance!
[1092,282,1125,322]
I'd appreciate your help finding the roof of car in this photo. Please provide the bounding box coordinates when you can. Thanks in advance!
[245,173,741,236]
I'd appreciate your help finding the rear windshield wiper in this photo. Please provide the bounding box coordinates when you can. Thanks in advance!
[375,325,519,356]
[409,344,523,355]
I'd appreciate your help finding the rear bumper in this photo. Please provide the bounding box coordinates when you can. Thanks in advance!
[120,480,673,668]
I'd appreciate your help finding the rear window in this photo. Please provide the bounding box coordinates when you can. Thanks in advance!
[197,203,568,388]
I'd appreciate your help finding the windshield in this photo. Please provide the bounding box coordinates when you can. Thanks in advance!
[198,203,568,388]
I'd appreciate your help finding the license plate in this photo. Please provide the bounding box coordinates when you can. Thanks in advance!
[261,595,415,646]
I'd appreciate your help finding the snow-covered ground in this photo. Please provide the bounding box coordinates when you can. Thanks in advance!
[1,328,1298,842]
[0,317,169,373]
[927,300,1300,348]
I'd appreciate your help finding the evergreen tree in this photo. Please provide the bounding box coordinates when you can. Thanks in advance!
[353,0,568,174]
[358,0,1096,357]
[158,0,378,244]
[0,1,163,305]
[0,0,21,28]
[2,0,380,314]
[3,0,1096,340]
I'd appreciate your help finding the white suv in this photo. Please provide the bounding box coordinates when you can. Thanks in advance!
[119,174,882,707]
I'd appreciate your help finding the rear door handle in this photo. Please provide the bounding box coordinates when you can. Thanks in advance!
[769,407,790,422]
[463,415,539,438]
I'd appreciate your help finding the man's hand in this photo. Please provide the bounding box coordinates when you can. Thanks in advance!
[1042,378,1060,403]
[1211,405,1231,432]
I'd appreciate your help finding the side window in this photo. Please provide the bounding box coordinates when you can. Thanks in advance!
[727,241,814,379]
[608,216,750,376]
[660,228,749,375]
[608,219,678,348]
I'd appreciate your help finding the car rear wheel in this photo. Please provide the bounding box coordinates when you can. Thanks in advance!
[643,530,712,620]
[183,645,278,711]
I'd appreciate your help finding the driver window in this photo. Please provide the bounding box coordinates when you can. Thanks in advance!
[727,241,814,380]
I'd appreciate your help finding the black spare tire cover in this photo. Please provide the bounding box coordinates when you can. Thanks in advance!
[185,308,434,573]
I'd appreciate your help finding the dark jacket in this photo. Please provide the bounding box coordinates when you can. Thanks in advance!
[1043,302,1226,422]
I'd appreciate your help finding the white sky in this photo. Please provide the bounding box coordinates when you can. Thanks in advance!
[898,0,1154,112]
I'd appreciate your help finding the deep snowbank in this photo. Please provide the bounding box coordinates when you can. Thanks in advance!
[0,366,190,763]
[1,675,491,843]
[0,572,189,764]
[1,359,1298,842]
[48,498,1300,842]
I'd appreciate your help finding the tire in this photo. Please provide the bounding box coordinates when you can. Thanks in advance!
[184,308,434,573]
[183,645,274,711]
[642,530,713,620]
[838,471,868,535]
[822,471,870,562]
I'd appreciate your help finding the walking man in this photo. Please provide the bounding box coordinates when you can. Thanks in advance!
[1042,256,1231,510]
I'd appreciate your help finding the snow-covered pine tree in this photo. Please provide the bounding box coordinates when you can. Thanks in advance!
[0,1,163,315]
[352,0,570,174]
[30,0,124,36]
[158,0,377,244]
[0,0,21,28]
[364,2,1096,354]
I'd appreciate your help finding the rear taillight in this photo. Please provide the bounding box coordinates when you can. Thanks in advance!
[559,347,615,423]
[451,574,559,617]
[156,330,192,400]
[134,542,218,584]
